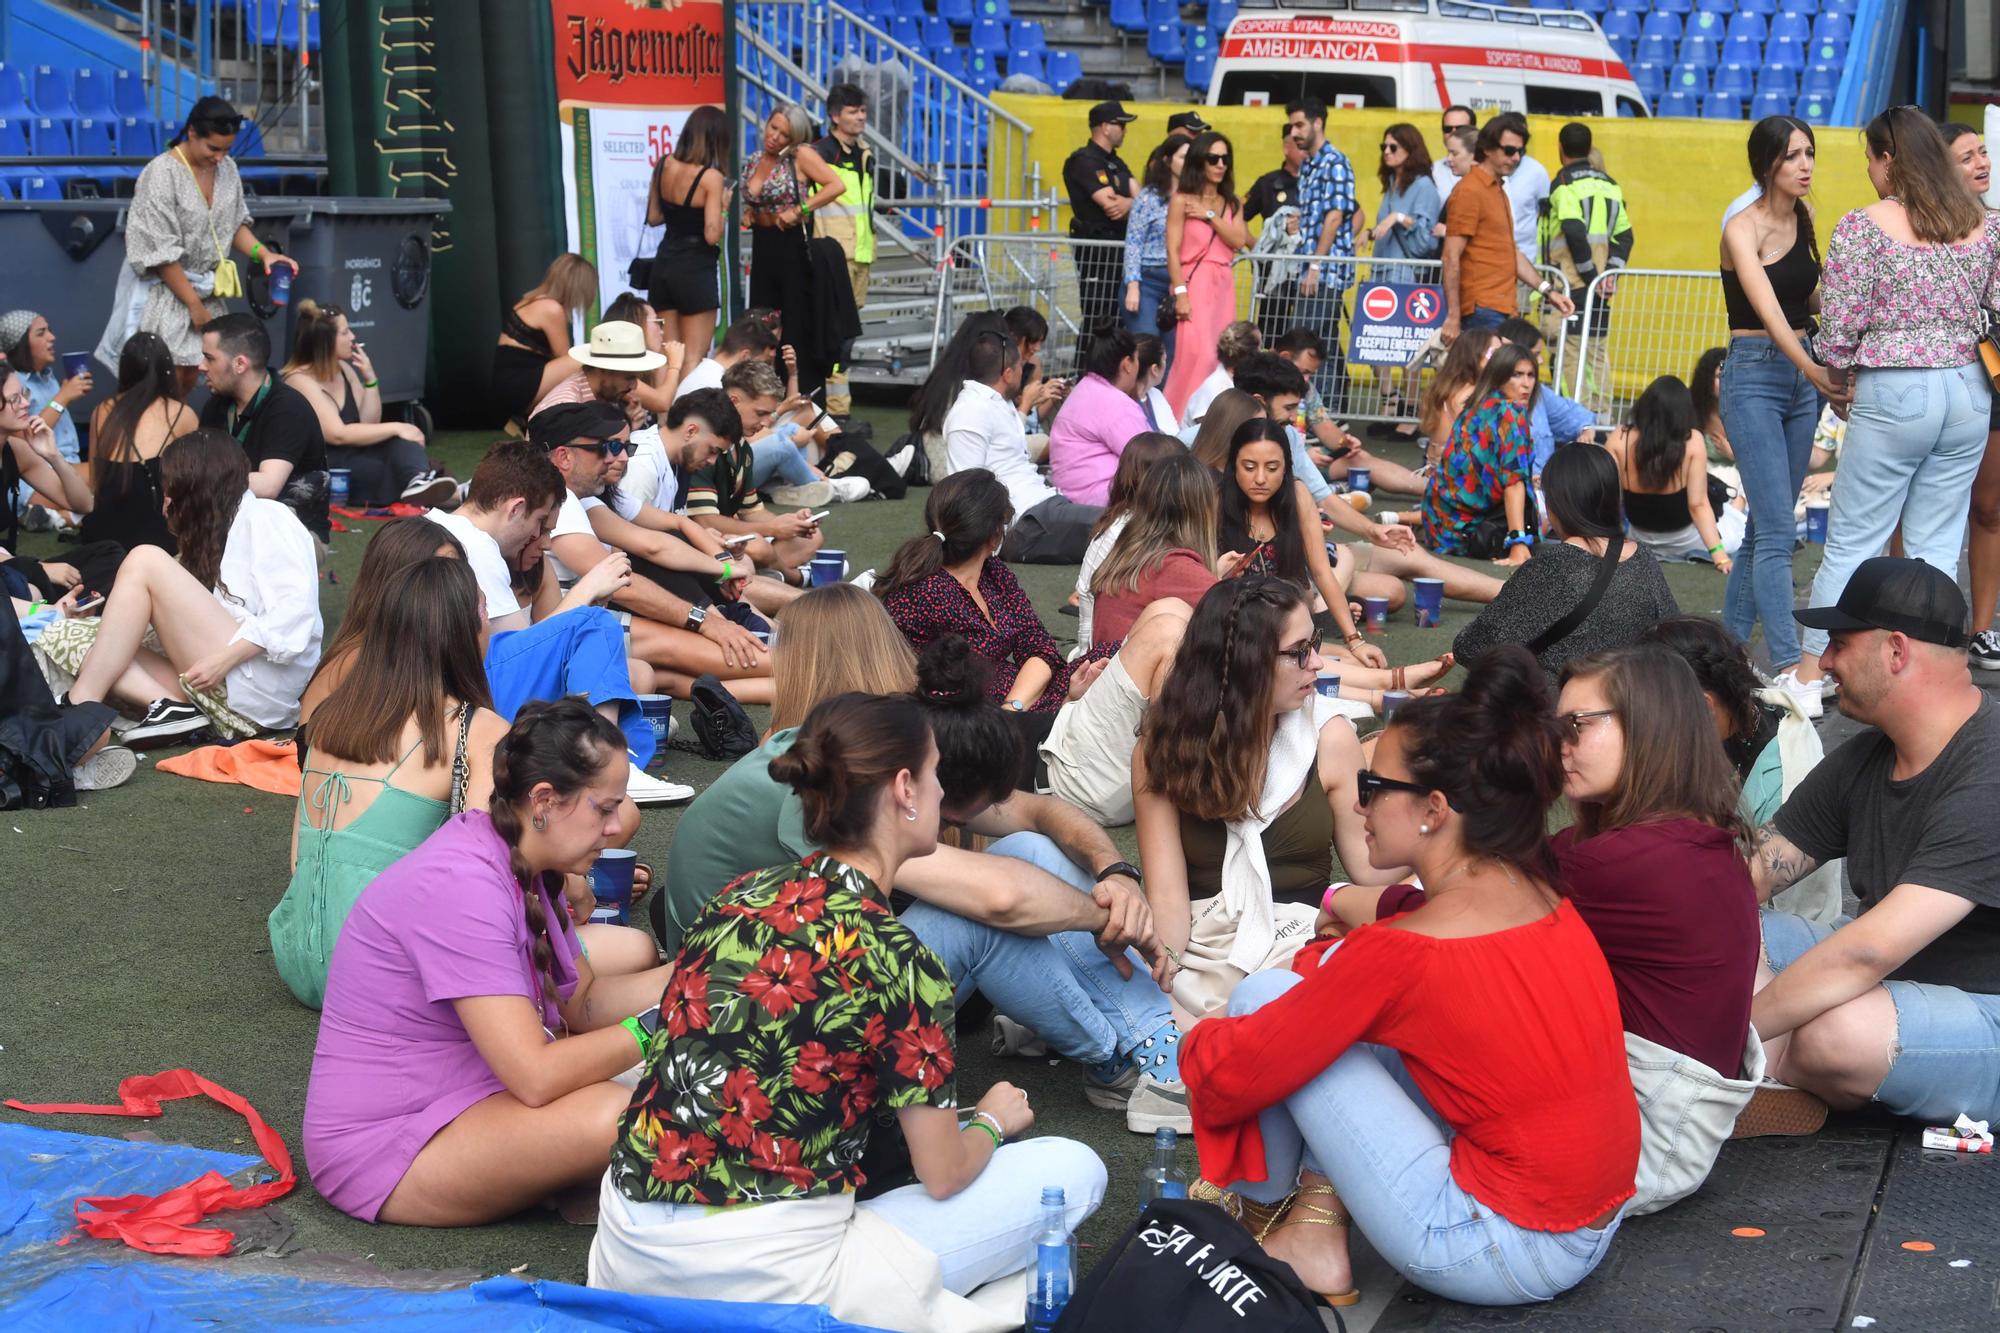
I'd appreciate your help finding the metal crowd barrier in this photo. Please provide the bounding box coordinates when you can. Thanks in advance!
[1563,268,1730,424]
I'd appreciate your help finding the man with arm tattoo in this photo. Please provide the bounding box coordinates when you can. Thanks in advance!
[1747,560,2000,1128]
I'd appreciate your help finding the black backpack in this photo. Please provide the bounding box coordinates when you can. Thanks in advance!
[678,672,759,762]
[1053,1197,1333,1333]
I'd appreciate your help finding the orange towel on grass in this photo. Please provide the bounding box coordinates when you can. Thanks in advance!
[155,739,302,797]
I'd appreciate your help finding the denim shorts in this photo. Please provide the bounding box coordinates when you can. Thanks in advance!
[1761,910,2000,1122]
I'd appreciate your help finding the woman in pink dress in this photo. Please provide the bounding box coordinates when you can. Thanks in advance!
[1164,132,1251,418]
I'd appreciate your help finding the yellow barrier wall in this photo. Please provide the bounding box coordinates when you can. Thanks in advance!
[995,95,1878,271]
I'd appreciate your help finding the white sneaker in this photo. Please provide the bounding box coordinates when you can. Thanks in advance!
[886,444,915,477]
[827,475,872,503]
[401,471,460,506]
[849,567,877,592]
[765,480,834,508]
[72,744,137,791]
[627,761,694,806]
[1772,668,1824,720]
[1972,629,2000,672]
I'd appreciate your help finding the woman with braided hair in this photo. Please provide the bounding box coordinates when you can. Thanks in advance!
[304,697,673,1225]
[1131,575,1401,1024]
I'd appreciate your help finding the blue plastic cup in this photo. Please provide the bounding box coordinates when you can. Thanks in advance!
[1314,671,1342,699]
[269,264,292,306]
[1347,466,1371,493]
[328,468,351,504]
[1380,689,1413,718]
[1805,500,1829,544]
[636,693,672,755]
[1413,577,1444,628]
[810,555,844,587]
[60,351,91,381]
[1362,595,1390,634]
[589,848,638,926]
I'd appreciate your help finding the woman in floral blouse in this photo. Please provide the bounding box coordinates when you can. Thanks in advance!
[592,693,1105,1331]
[1122,137,1188,358]
[1418,342,1541,563]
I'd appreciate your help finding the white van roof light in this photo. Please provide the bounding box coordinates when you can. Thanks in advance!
[1242,0,1599,26]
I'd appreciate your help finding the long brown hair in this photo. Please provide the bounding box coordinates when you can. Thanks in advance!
[1093,450,1217,599]
[522,254,598,316]
[1377,122,1432,192]
[1091,430,1186,538]
[1462,341,1539,427]
[160,429,249,596]
[1419,331,1497,441]
[96,331,181,474]
[770,584,918,733]
[874,469,1013,601]
[1140,576,1307,822]
[1176,131,1239,212]
[1190,388,1264,470]
[488,698,629,1017]
[311,516,466,696]
[309,556,493,767]
[1866,105,1985,243]
[281,299,348,381]
[672,104,731,169]
[1560,645,1751,845]
[1746,115,1820,266]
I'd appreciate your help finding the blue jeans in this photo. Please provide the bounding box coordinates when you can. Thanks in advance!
[1223,971,1626,1305]
[485,607,651,767]
[1800,362,1991,659]
[1720,336,1821,669]
[1123,264,1178,366]
[747,424,818,491]
[1762,911,2000,1122]
[1463,306,1510,334]
[899,832,1177,1071]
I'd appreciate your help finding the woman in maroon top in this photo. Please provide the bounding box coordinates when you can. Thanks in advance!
[1089,451,1222,651]
[878,470,1077,759]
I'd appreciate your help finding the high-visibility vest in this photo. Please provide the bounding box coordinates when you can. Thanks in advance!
[1541,164,1632,293]
[812,135,875,265]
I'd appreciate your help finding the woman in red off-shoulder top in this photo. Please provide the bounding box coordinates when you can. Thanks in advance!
[1178,647,1639,1308]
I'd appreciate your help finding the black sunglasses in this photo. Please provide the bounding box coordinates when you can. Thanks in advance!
[1380,142,1402,152]
[1498,144,1525,158]
[572,438,629,457]
[1356,769,1432,807]
[1277,628,1323,670]
[1205,152,1230,165]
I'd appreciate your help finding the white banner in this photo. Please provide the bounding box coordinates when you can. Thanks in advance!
[563,107,694,315]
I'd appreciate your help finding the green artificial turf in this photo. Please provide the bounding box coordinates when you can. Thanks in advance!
[0,405,1814,1288]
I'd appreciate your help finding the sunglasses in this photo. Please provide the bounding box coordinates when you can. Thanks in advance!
[1380,142,1402,152]
[572,438,629,457]
[1499,144,1525,158]
[1356,769,1432,807]
[1558,708,1616,742]
[1277,628,1323,670]
[1205,152,1230,165]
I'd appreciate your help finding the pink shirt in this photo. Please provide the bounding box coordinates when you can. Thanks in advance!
[304,811,581,1221]
[1048,373,1150,507]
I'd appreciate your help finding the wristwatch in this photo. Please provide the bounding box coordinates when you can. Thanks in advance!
[1204,208,1216,221]
[1536,279,1554,295]
[1172,284,1189,295]
[1095,860,1144,886]
[1005,699,1026,712]
[683,603,709,632]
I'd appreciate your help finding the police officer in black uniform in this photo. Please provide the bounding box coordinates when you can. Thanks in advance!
[1063,101,1137,369]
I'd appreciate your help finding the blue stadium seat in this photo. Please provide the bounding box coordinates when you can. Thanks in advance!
[1185,25,1216,88]
[0,118,30,156]
[1795,94,1832,125]
[1045,48,1082,91]
[1766,34,1807,68]
[32,66,72,119]
[1801,62,1840,98]
[1695,0,1732,12]
[1601,8,1642,43]
[1570,0,1607,17]
[1636,33,1674,66]
[0,67,28,119]
[1530,0,1565,10]
[1751,89,1792,118]
[937,0,974,24]
[1659,89,1701,117]
[1639,12,1682,41]
[1668,63,1709,97]
[1725,12,1767,42]
[965,50,1000,84]
[970,17,1008,53]
[1778,0,1818,10]
[1209,0,1239,34]
[1685,9,1724,39]
[1007,49,1046,81]
[1145,0,1178,26]
[861,0,894,22]
[1739,0,1777,13]
[72,116,119,155]
[929,47,967,78]
[1109,0,1147,34]
[279,0,322,49]
[234,118,269,158]
[1755,63,1799,96]
[0,176,12,200]
[1630,61,1666,102]
[1148,21,1186,61]
[11,173,61,200]
[975,0,1011,21]
[1680,34,1718,68]
[1703,92,1743,119]
[1652,0,1690,13]
[1609,34,1635,65]
[119,115,161,157]
[1712,62,1755,100]
[894,0,925,17]
[1770,11,1811,42]
[1808,37,1846,65]
[889,15,922,47]
[921,15,952,49]
[72,67,116,120]
[1010,19,1047,53]
[1721,33,1761,65]
[1820,0,1855,13]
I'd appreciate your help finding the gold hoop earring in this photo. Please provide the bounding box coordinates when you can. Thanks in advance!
[532,814,547,832]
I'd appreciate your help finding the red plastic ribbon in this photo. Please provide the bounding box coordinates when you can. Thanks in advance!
[5,1068,296,1256]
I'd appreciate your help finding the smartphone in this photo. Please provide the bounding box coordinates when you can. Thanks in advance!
[1325,443,1355,463]
[71,593,106,614]
[806,510,832,525]
[721,532,757,547]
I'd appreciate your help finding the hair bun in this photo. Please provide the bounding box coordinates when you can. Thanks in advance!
[916,635,990,708]
[770,730,841,793]
[1456,645,1551,719]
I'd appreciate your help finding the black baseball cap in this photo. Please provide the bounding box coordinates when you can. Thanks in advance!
[528,399,628,451]
[1794,557,1969,648]
[1168,111,1212,134]
[1088,101,1138,128]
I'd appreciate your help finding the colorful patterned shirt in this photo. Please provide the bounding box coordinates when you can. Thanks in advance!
[1296,139,1357,286]
[610,852,958,1206]
[684,438,764,517]
[1122,187,1171,285]
[1419,393,1534,554]
[881,559,1075,712]
[1816,210,2000,370]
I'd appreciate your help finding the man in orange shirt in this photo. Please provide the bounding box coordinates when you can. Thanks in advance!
[1440,119,1574,345]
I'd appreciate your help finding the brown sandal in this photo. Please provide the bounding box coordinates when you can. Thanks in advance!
[1190,1180,1363,1308]
[1274,1183,1363,1308]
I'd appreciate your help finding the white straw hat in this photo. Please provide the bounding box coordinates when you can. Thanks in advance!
[571,320,667,373]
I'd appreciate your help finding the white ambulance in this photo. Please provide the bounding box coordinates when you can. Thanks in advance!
[1207,0,1647,118]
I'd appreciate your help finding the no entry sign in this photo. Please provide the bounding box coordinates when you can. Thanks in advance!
[1349,280,1446,367]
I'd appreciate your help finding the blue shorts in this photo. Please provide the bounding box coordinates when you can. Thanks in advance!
[1761,910,2000,1123]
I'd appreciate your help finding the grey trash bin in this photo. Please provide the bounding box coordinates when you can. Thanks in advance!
[255,197,452,406]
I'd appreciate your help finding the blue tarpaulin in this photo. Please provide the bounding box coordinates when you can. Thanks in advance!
[0,1123,885,1332]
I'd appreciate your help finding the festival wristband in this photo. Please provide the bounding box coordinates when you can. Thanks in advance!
[1504,531,1534,549]
[965,1117,1002,1150]
[1321,882,1343,915]
[620,1016,650,1060]
[251,241,264,258]
[1707,540,1725,555]
[719,558,735,581]
[362,377,380,389]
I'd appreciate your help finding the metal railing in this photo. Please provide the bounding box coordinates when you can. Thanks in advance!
[120,0,323,153]
[1566,268,1728,424]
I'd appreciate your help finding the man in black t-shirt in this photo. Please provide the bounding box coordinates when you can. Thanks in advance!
[1243,127,1305,227]
[197,313,329,541]
[1062,100,1136,370]
[1751,559,2000,1126]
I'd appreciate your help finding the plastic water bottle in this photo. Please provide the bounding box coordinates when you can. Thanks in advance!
[1025,1185,1075,1332]
[1137,1126,1188,1212]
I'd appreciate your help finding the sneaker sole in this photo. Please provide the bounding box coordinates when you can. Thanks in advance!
[628,787,694,806]
[74,747,138,791]
[404,478,460,507]
[1974,656,2000,673]
[123,713,211,744]
[1083,1078,1138,1112]
[1731,1084,1828,1139]
[1125,1101,1194,1135]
